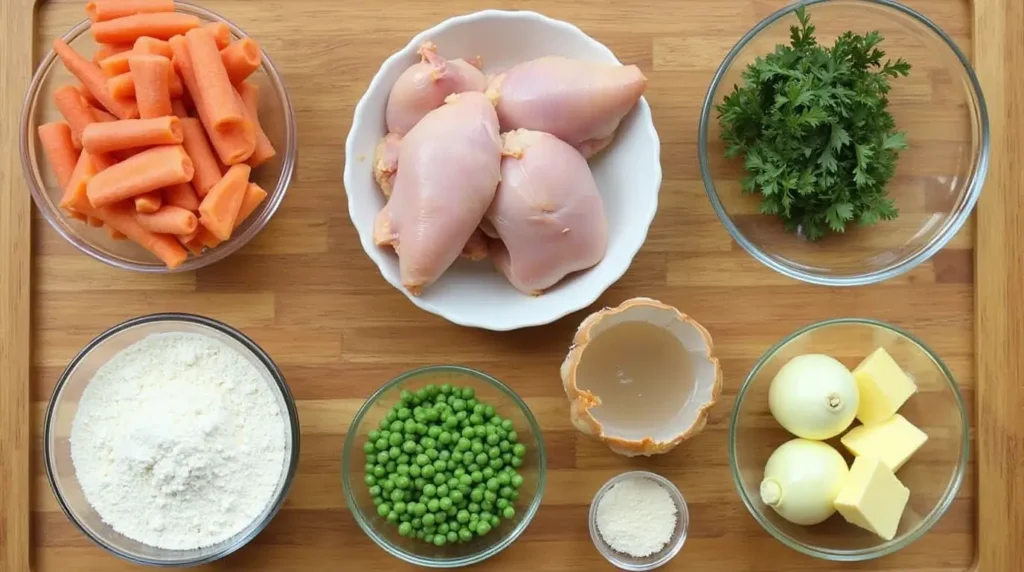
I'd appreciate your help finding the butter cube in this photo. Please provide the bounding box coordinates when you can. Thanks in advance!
[834,456,910,541]
[841,414,928,472]
[853,347,917,425]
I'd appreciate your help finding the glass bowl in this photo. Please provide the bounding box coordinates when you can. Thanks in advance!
[698,0,988,286]
[341,365,547,568]
[588,471,689,571]
[44,313,301,566]
[728,318,968,560]
[20,2,296,273]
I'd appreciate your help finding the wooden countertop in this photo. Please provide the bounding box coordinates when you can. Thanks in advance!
[1,0,1021,570]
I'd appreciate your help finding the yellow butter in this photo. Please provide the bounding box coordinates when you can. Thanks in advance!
[834,456,910,541]
[852,347,917,425]
[841,414,928,472]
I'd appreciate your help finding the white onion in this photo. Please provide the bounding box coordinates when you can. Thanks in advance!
[760,438,850,526]
[768,354,858,440]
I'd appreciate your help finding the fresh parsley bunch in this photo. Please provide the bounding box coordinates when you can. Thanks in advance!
[716,7,911,240]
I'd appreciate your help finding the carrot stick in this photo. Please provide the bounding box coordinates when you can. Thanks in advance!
[136,205,198,235]
[87,215,105,227]
[68,210,89,222]
[197,163,250,240]
[83,200,188,268]
[38,122,79,189]
[98,50,134,76]
[53,84,96,147]
[90,105,118,123]
[188,183,267,250]
[205,22,231,49]
[105,224,127,240]
[60,151,99,212]
[87,0,175,23]
[108,69,183,99]
[178,117,221,196]
[221,38,260,85]
[132,36,173,58]
[87,145,194,207]
[91,151,119,171]
[92,43,131,64]
[236,82,275,168]
[163,182,200,210]
[184,28,245,131]
[134,190,163,213]
[236,182,268,226]
[170,34,254,166]
[53,39,138,119]
[74,82,101,108]
[170,98,188,118]
[92,13,201,44]
[82,116,183,155]
[128,53,172,118]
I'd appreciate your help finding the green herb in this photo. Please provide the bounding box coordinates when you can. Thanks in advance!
[716,7,911,240]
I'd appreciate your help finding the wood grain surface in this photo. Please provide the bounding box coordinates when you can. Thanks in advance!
[2,0,1013,570]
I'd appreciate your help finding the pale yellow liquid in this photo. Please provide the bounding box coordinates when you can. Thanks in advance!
[576,321,696,439]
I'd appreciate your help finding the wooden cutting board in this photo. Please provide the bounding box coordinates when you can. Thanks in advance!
[1,0,1020,570]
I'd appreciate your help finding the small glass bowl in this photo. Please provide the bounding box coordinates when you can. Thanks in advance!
[588,471,689,571]
[341,365,547,568]
[728,318,968,560]
[20,2,296,273]
[699,0,988,285]
[44,313,301,566]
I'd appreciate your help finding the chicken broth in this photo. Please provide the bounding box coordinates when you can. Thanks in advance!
[576,321,696,439]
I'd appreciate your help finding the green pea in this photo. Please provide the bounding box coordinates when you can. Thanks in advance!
[369,485,382,497]
[438,449,451,461]
[414,477,426,489]
[440,384,452,395]
[363,441,375,454]
[469,413,483,426]
[468,502,480,513]
[439,497,453,511]
[511,457,523,468]
[437,522,449,535]
[470,488,484,503]
[394,502,407,514]
[459,528,473,542]
[399,521,412,536]
[484,405,495,418]
[456,437,471,452]
[461,426,475,439]
[510,490,519,501]
[499,441,511,453]
[444,416,459,429]
[364,462,375,473]
[373,496,384,507]
[474,425,487,438]
[470,442,483,455]
[476,521,491,536]
[416,530,426,540]
[500,419,513,431]
[450,490,464,504]
[427,498,440,512]
[475,453,489,465]
[486,433,500,446]
[412,503,427,517]
[382,479,395,492]
[502,506,515,519]
[482,467,495,480]
[511,474,524,488]
[470,471,483,484]
[447,477,460,490]
[438,431,452,445]
[376,451,390,464]
[457,509,470,523]
[425,448,439,461]
[423,484,437,497]
[484,491,498,504]
[433,473,446,485]
[425,384,438,397]
[461,388,475,399]
[416,423,428,435]
[496,473,510,486]
[447,530,459,543]
[377,503,391,517]
[395,476,410,489]
[422,513,435,526]
[490,416,502,426]
[433,534,446,547]
[481,500,493,512]
[508,430,519,443]
[496,498,509,510]
[456,410,468,422]
[433,459,446,473]
[452,399,466,412]
[499,486,514,499]
[422,465,436,479]
[409,464,422,478]
[421,437,436,449]
[415,454,430,466]
[437,484,449,497]
[391,489,404,502]
[365,474,377,486]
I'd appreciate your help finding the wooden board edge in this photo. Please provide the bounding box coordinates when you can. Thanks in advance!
[0,0,36,570]
[973,0,1024,570]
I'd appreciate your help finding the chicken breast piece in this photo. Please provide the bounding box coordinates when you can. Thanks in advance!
[374,92,501,294]
[487,129,608,295]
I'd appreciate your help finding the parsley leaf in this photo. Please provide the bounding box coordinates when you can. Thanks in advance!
[715,7,910,240]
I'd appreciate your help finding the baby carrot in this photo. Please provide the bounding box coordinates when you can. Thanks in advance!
[60,151,99,213]
[87,0,175,23]
[108,69,183,99]
[136,205,198,235]
[128,53,172,118]
[170,98,188,118]
[185,28,246,132]
[92,13,201,44]
[53,84,96,147]
[98,50,134,76]
[236,182,268,226]
[87,145,194,207]
[236,82,275,168]
[198,163,250,240]
[87,215,104,228]
[82,116,183,155]
[179,117,221,196]
[133,36,173,58]
[92,43,130,64]
[205,22,231,49]
[134,190,163,213]
[74,82,102,108]
[163,182,200,211]
[38,122,79,189]
[87,201,189,268]
[221,38,260,85]
[105,224,127,240]
[53,39,138,119]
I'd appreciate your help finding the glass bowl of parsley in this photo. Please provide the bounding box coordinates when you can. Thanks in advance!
[699,0,988,286]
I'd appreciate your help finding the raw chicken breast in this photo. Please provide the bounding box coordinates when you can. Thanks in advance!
[487,57,647,157]
[385,42,488,136]
[486,129,608,295]
[374,92,501,294]
[372,132,489,261]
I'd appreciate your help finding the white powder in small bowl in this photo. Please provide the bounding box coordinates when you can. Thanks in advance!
[596,476,679,558]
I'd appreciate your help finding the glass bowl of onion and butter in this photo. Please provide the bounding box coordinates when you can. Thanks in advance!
[728,318,968,561]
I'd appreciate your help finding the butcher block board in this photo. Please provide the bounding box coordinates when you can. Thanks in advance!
[1,0,1021,570]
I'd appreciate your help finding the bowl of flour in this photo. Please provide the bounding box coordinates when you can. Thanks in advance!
[43,313,300,566]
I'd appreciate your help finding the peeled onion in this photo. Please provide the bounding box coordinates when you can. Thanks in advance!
[760,438,850,526]
[768,354,858,440]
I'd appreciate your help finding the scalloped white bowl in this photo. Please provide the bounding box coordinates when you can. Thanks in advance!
[344,10,661,331]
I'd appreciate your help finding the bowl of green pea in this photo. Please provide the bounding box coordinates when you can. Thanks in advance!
[341,365,547,567]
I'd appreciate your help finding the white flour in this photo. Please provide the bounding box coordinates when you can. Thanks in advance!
[70,332,288,550]
[596,476,678,558]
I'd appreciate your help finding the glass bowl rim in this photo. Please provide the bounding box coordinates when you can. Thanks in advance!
[696,0,990,287]
[340,364,548,568]
[42,312,302,567]
[587,470,690,571]
[19,0,297,274]
[727,317,970,561]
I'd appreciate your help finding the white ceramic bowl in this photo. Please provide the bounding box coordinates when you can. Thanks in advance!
[344,10,661,331]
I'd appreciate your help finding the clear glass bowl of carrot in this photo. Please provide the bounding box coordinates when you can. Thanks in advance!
[20,1,296,273]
